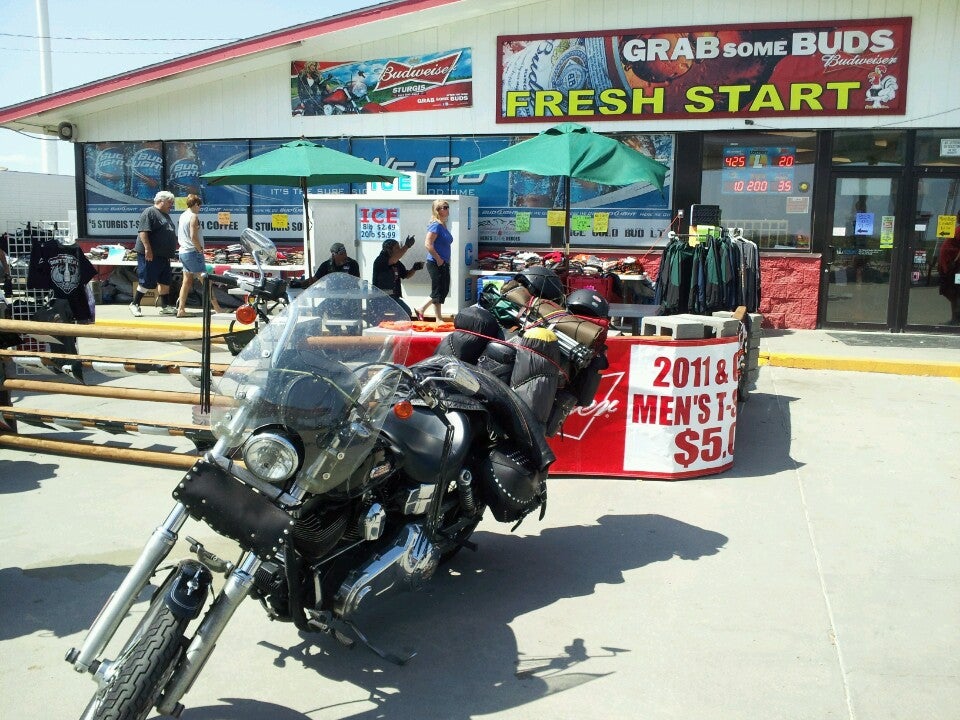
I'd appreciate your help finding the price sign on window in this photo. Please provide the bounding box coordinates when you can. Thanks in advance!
[357,206,399,242]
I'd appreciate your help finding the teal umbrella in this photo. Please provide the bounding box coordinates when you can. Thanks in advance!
[202,139,404,273]
[445,122,667,255]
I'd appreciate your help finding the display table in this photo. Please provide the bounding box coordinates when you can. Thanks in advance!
[608,303,660,335]
[90,260,303,276]
[377,331,742,480]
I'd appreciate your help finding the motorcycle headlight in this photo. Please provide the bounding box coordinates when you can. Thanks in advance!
[241,432,299,484]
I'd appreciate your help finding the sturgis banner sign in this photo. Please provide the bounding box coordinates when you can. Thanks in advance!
[292,49,472,117]
[498,17,910,122]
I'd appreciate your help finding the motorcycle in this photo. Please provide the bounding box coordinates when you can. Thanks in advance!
[67,231,609,719]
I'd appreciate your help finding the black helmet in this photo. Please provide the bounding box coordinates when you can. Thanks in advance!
[566,288,609,318]
[516,266,564,302]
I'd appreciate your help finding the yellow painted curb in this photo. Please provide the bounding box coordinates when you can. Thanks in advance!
[94,318,233,334]
[758,351,960,378]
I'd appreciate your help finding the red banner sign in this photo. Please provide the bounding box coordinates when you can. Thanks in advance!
[498,17,911,122]
[396,334,742,480]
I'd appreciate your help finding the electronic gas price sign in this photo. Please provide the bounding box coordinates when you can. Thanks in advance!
[721,146,796,194]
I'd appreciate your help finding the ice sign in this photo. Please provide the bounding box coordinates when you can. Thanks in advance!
[357,206,399,242]
[366,172,426,197]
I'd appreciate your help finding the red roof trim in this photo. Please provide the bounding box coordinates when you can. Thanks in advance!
[0,0,461,123]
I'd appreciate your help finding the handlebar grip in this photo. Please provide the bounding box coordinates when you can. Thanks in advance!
[205,273,240,289]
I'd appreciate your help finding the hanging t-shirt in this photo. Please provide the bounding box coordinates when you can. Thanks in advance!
[27,239,97,322]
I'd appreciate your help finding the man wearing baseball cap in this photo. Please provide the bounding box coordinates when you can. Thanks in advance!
[299,241,360,289]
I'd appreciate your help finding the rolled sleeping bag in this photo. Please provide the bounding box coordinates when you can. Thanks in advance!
[434,305,503,364]
[476,338,517,383]
[509,327,561,425]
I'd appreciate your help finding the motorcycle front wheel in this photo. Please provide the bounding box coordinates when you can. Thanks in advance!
[79,595,188,720]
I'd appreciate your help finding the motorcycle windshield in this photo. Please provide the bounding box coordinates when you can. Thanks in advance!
[209,274,414,495]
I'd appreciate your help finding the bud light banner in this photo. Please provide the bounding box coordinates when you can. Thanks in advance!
[84,141,162,236]
[498,17,910,122]
[291,48,472,116]
[83,141,254,238]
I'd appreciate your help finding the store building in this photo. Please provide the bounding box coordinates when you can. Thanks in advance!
[1,0,957,332]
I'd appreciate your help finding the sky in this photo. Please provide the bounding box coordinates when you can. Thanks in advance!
[0,0,381,175]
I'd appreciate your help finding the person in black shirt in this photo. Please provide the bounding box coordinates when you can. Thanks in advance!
[130,190,178,317]
[299,242,360,289]
[371,236,422,319]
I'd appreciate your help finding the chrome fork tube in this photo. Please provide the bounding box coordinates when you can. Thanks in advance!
[156,552,262,716]
[71,504,189,673]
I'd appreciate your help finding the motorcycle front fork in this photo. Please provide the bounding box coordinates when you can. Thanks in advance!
[67,501,262,718]
[67,503,189,674]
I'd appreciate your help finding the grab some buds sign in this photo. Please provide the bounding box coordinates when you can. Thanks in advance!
[497,17,910,122]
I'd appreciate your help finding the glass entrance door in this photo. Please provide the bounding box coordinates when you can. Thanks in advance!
[905,176,960,327]
[824,176,899,326]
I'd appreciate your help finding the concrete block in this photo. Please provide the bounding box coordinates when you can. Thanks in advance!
[673,313,740,338]
[746,347,760,371]
[640,316,706,340]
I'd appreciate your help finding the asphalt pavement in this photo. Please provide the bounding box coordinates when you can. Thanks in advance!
[0,306,958,719]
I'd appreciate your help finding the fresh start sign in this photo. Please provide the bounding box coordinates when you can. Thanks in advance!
[497,17,910,122]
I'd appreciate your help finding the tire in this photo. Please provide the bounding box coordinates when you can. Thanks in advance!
[79,599,188,720]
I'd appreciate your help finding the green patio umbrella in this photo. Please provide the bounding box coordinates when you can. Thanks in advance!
[202,139,404,274]
[445,122,668,257]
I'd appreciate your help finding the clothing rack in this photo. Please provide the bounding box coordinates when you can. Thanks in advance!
[653,227,761,315]
[3,221,75,360]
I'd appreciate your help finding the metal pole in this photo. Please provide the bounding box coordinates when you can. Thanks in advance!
[35,0,58,174]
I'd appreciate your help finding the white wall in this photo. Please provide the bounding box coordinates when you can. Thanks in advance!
[0,170,76,238]
[68,0,959,147]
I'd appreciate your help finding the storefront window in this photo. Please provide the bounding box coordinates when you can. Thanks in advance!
[832,129,905,166]
[915,129,960,167]
[701,132,816,250]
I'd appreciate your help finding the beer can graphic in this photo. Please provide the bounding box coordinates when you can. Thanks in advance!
[129,144,163,200]
[166,141,201,198]
[92,142,129,195]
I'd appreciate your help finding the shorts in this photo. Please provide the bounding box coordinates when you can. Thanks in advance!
[179,249,206,274]
[427,261,451,303]
[136,254,173,290]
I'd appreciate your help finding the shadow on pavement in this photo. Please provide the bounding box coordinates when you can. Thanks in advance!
[0,563,145,642]
[0,458,59,494]
[247,513,727,720]
[725,391,803,478]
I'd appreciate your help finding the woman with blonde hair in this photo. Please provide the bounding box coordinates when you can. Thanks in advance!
[176,194,223,317]
[417,198,453,322]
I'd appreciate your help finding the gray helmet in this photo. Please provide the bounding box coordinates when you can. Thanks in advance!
[565,288,609,318]
[516,266,564,302]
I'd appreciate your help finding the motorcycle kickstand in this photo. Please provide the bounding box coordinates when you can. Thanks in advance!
[307,611,415,666]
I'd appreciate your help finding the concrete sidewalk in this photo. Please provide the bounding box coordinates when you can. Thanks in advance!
[1,357,957,720]
[91,303,960,377]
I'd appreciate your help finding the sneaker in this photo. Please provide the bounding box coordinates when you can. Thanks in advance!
[158,306,176,316]
[128,303,142,317]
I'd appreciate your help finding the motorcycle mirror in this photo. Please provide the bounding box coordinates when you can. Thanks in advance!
[442,363,480,395]
[240,228,279,264]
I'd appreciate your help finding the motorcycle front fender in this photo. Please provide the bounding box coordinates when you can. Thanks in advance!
[163,560,213,620]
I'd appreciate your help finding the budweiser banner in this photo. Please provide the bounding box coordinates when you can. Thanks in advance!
[291,49,472,116]
[498,17,910,122]
[396,334,742,480]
